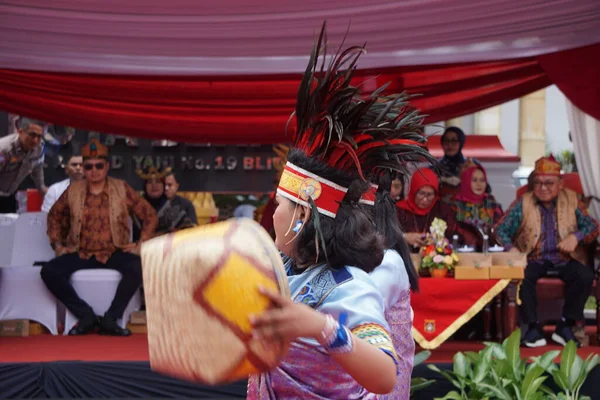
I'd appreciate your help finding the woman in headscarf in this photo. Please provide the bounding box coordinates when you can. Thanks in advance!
[438,126,467,202]
[396,169,456,251]
[453,161,503,249]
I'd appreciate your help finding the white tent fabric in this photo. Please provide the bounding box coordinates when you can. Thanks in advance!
[1,0,599,75]
[566,99,600,222]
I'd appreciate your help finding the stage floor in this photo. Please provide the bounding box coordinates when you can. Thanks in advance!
[1,333,599,364]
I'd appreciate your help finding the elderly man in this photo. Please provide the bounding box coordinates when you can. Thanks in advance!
[496,156,599,348]
[42,153,84,212]
[42,139,157,336]
[0,117,48,213]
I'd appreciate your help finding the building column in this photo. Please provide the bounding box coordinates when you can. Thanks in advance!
[518,89,547,167]
[475,106,501,136]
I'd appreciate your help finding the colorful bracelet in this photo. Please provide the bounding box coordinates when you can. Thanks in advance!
[317,313,354,354]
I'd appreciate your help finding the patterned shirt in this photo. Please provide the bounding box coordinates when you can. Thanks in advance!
[48,181,157,263]
[495,198,599,264]
[0,133,45,195]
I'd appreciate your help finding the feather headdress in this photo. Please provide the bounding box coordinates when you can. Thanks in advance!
[278,22,436,218]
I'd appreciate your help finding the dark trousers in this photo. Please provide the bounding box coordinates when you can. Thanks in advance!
[40,251,142,320]
[0,194,17,213]
[520,259,594,324]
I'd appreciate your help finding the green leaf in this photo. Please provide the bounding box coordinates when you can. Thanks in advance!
[568,354,583,390]
[453,352,469,378]
[505,329,522,374]
[473,347,492,383]
[478,383,513,400]
[414,350,431,366]
[510,383,523,400]
[521,365,545,395]
[434,390,464,400]
[410,378,436,394]
[550,369,569,391]
[522,376,547,400]
[465,351,480,364]
[530,350,561,370]
[559,340,577,387]
[583,353,599,375]
[428,364,462,389]
[487,342,507,360]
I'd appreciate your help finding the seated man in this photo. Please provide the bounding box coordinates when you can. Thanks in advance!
[42,139,157,336]
[495,155,599,347]
[42,153,84,212]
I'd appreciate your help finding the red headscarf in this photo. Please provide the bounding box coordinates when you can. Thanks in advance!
[455,165,488,204]
[397,169,439,216]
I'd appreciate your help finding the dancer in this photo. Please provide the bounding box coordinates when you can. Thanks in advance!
[247,22,432,399]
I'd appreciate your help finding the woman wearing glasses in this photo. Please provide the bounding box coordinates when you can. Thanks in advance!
[396,169,457,251]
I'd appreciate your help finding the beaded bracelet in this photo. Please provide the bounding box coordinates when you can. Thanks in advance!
[317,313,354,354]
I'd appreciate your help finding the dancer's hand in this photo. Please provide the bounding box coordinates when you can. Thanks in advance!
[250,286,326,342]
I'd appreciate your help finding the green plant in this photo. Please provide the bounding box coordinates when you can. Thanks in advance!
[533,340,599,400]
[429,329,600,400]
[411,350,436,398]
[428,330,556,400]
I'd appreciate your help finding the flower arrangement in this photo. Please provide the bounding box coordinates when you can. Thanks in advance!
[419,218,458,275]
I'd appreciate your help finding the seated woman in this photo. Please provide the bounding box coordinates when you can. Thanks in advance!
[453,162,503,249]
[396,169,456,251]
[133,167,195,241]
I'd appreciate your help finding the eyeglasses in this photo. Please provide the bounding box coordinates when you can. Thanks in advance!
[533,180,558,188]
[26,131,44,140]
[84,162,105,171]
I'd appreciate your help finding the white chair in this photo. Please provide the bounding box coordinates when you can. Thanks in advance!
[11,212,54,266]
[63,269,142,335]
[0,267,59,335]
[0,214,18,267]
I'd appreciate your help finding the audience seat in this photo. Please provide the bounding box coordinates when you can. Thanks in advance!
[63,269,142,335]
[0,267,60,335]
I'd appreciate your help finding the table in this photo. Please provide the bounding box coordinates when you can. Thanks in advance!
[410,278,514,349]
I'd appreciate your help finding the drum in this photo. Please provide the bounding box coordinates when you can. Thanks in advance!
[141,218,290,384]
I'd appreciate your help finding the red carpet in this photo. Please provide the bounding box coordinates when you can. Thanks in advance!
[1,334,598,364]
[0,334,149,363]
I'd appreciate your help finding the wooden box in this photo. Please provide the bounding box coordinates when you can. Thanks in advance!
[454,253,492,280]
[0,319,29,337]
[490,252,526,279]
[130,310,147,325]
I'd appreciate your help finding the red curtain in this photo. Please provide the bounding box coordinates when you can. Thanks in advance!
[0,44,597,143]
[538,44,600,121]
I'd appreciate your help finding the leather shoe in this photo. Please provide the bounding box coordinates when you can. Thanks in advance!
[99,315,131,336]
[68,313,99,336]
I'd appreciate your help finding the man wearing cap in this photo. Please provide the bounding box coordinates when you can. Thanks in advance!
[0,117,48,213]
[42,139,157,336]
[496,155,599,347]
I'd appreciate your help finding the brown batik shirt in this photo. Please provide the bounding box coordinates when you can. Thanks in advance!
[48,182,157,263]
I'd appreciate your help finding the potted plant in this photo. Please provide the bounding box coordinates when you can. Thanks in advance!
[419,218,458,278]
